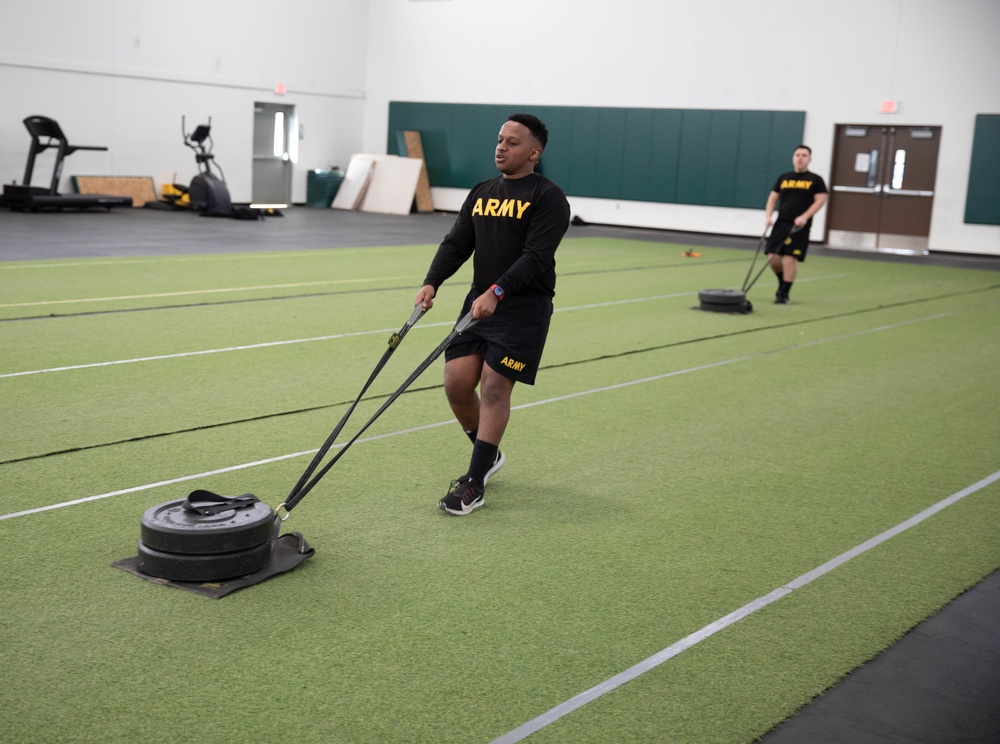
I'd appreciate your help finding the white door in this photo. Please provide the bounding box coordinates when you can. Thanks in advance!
[252,102,295,205]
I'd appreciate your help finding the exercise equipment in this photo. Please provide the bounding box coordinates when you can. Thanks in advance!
[117,307,477,593]
[697,225,800,314]
[135,491,277,581]
[2,116,133,211]
[182,116,233,216]
[279,308,475,516]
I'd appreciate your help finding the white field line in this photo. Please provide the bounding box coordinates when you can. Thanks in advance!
[0,257,299,271]
[1,306,995,742]
[0,246,420,271]
[0,419,455,522]
[1,276,846,380]
[0,306,956,523]
[490,468,1000,743]
[0,254,352,271]
[0,323,453,379]
[0,276,403,309]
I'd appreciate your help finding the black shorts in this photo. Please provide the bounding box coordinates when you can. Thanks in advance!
[765,220,811,262]
[444,288,553,385]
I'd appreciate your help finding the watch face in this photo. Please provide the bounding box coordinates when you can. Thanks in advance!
[493,286,504,298]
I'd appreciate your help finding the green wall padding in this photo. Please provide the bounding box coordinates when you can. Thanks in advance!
[965,114,1000,225]
[387,102,805,209]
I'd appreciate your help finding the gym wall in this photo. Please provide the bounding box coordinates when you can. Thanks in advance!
[387,102,804,210]
[364,0,1000,256]
[2,1,998,255]
[0,1,370,204]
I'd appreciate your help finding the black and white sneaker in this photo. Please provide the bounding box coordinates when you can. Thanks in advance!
[438,475,484,516]
[774,293,790,304]
[483,450,506,485]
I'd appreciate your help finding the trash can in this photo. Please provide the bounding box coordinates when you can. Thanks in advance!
[306,169,344,208]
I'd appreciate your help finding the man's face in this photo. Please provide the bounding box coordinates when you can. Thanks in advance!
[792,148,812,173]
[495,121,540,178]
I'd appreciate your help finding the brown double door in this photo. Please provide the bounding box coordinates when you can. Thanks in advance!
[826,124,941,252]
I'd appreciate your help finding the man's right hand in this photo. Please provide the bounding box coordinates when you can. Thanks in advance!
[415,284,436,311]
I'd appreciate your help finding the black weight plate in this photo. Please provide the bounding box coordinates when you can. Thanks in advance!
[698,288,746,305]
[140,498,275,555]
[136,539,272,582]
[699,298,754,314]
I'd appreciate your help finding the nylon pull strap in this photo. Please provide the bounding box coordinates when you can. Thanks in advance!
[282,305,428,514]
[742,223,803,294]
[183,489,261,515]
[282,310,476,514]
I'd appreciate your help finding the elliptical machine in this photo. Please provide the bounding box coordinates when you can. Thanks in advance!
[182,116,233,216]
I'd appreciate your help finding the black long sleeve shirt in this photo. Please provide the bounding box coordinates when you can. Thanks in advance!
[423,172,570,298]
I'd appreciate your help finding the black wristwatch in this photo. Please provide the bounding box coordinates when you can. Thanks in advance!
[490,284,505,301]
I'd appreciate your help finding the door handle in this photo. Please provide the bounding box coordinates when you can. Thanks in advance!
[832,185,881,194]
[883,188,934,197]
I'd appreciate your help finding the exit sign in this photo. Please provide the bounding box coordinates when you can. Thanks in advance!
[881,99,898,114]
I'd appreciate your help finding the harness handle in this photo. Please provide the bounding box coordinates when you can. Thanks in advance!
[183,489,261,515]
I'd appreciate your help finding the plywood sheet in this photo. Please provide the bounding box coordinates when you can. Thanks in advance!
[401,131,434,212]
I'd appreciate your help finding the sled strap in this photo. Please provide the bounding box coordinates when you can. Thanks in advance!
[282,311,476,513]
[182,489,261,515]
[284,305,426,506]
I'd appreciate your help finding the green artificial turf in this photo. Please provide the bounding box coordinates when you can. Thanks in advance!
[1,237,998,743]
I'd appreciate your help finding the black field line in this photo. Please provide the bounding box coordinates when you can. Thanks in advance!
[0,383,439,466]
[544,283,1000,372]
[0,276,405,309]
[0,249,402,271]
[5,313,1000,733]
[0,307,967,518]
[2,286,992,466]
[0,274,842,378]
[0,258,744,322]
[0,288,759,378]
[490,468,1000,743]
[0,284,412,323]
[0,277,412,316]
[5,277,995,383]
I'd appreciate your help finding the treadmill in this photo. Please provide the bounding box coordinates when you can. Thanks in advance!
[3,116,133,210]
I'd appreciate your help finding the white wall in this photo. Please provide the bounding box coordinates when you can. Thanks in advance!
[0,0,370,203]
[364,0,1000,255]
[2,0,998,255]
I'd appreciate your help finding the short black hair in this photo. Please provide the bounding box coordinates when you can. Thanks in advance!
[795,144,812,154]
[507,113,548,150]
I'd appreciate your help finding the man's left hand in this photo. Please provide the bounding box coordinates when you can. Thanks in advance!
[471,290,500,320]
